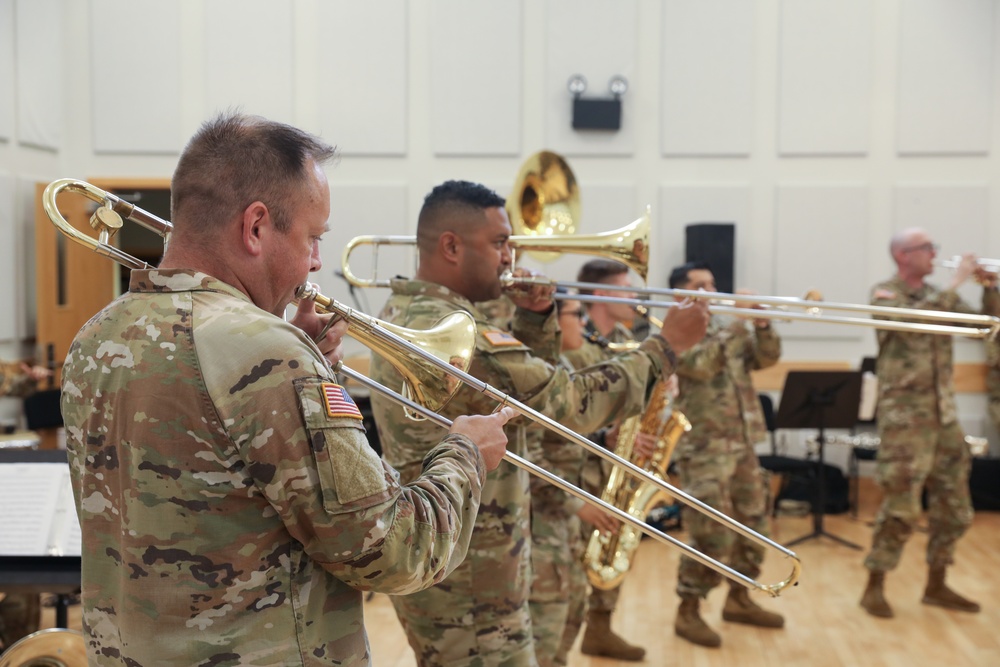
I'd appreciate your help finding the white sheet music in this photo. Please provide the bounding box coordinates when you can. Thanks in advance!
[0,463,82,556]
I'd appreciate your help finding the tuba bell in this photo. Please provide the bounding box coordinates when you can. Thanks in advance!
[584,379,691,590]
[0,629,86,667]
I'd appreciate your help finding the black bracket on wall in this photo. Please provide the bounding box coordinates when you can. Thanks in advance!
[568,75,627,131]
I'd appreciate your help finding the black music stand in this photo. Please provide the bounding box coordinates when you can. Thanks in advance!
[776,371,863,549]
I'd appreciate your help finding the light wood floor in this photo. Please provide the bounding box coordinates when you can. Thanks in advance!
[40,480,1000,666]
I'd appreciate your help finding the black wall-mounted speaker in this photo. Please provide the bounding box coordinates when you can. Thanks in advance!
[685,222,735,294]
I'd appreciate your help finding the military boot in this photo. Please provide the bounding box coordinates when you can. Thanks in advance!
[674,596,721,648]
[722,585,785,628]
[922,566,981,613]
[580,609,646,661]
[859,570,893,618]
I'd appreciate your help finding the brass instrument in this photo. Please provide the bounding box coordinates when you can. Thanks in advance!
[584,380,691,590]
[0,629,86,667]
[43,178,801,597]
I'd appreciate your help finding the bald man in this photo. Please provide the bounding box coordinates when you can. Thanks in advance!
[860,228,999,618]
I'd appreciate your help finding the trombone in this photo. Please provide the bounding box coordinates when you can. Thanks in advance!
[43,178,801,597]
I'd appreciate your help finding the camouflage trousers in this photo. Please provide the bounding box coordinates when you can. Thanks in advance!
[674,437,767,598]
[864,421,973,572]
[529,511,586,667]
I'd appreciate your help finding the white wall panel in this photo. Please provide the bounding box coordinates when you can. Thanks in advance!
[893,184,990,306]
[897,0,994,155]
[90,1,181,154]
[16,0,61,150]
[775,185,869,339]
[661,0,754,157]
[204,0,294,123]
[778,0,872,155]
[317,1,407,156]
[0,174,16,341]
[545,0,636,156]
[0,0,14,141]
[317,184,409,338]
[657,185,751,291]
[430,0,520,156]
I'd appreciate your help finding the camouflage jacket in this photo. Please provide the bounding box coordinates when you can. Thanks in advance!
[0,360,38,398]
[673,316,780,446]
[61,269,487,667]
[369,279,673,658]
[871,275,1000,428]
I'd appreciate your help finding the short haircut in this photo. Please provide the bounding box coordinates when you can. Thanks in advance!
[171,111,338,235]
[416,180,506,253]
[668,260,712,289]
[576,259,629,295]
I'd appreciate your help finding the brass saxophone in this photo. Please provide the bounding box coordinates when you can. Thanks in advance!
[583,379,691,590]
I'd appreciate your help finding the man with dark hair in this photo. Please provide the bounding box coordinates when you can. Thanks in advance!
[565,258,655,661]
[860,228,999,618]
[62,114,514,666]
[370,180,708,666]
[666,261,784,648]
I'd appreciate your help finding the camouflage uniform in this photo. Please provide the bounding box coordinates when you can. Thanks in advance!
[61,269,488,667]
[864,276,1000,572]
[554,329,632,660]
[370,279,674,667]
[986,338,1000,437]
[672,316,780,598]
[0,360,40,398]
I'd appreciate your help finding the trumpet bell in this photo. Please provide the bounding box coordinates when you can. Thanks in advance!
[0,628,86,667]
[506,151,581,262]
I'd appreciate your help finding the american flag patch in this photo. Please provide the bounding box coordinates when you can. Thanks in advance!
[322,383,363,420]
[483,330,522,347]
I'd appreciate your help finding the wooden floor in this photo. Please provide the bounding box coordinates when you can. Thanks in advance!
[40,480,1000,666]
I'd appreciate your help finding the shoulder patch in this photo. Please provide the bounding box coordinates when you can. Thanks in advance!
[483,330,524,347]
[873,288,896,300]
[322,383,363,420]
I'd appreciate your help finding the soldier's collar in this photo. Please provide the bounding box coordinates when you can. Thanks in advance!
[129,268,251,303]
[388,278,483,318]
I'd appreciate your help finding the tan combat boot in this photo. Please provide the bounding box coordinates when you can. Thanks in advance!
[580,609,646,661]
[859,570,893,618]
[674,596,721,648]
[722,585,785,628]
[922,566,981,613]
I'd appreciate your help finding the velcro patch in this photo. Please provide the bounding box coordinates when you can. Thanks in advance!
[483,330,523,347]
[873,289,896,300]
[322,383,363,420]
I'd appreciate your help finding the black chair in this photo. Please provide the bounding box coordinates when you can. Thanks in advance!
[757,393,813,515]
[759,393,778,455]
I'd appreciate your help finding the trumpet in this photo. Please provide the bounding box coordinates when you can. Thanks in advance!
[44,178,801,596]
[936,256,1000,273]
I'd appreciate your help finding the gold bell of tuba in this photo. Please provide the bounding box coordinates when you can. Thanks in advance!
[0,628,86,667]
[584,379,691,590]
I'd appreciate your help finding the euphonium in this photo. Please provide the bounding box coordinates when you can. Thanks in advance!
[584,380,691,590]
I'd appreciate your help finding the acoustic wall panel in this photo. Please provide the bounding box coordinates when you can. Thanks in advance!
[893,184,990,306]
[318,184,409,339]
[775,185,869,339]
[16,0,62,150]
[661,0,754,157]
[317,1,407,156]
[90,1,182,154]
[0,0,13,142]
[0,174,15,341]
[657,185,751,291]
[430,0,521,156]
[204,0,294,124]
[897,0,994,155]
[545,0,637,156]
[778,0,872,155]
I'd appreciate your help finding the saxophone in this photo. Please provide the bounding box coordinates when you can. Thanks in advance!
[583,378,691,590]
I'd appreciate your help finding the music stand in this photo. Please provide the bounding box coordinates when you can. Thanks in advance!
[775,370,863,549]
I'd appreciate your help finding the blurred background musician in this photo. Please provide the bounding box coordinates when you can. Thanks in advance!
[369,180,707,666]
[566,259,658,661]
[667,261,784,648]
[860,228,999,618]
[0,358,53,653]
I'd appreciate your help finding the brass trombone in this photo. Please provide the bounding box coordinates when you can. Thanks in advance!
[43,178,801,597]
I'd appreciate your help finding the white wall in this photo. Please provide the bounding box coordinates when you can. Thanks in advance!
[1,0,999,440]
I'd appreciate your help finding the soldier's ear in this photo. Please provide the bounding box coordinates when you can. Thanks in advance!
[241,201,271,257]
[439,231,462,265]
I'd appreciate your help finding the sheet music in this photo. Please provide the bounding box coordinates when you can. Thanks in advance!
[0,462,82,556]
